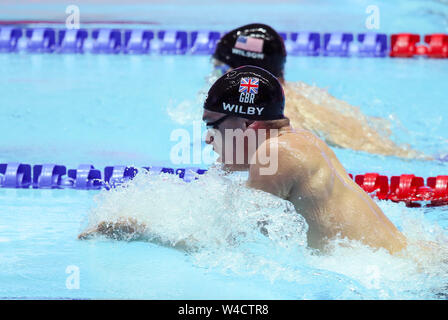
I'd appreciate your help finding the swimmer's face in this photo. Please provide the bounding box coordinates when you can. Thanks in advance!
[203,110,255,166]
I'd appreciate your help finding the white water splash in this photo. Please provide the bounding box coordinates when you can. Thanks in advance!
[84,168,448,299]
[85,167,307,252]
[167,72,219,125]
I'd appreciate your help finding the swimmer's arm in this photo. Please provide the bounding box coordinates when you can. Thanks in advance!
[78,218,146,241]
[247,144,299,238]
[247,167,290,199]
[78,218,198,251]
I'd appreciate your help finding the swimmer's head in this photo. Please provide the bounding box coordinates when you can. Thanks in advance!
[213,23,287,80]
[204,65,285,121]
[203,65,287,169]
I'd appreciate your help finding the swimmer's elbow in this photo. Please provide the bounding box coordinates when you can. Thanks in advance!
[247,173,291,200]
[248,164,294,200]
[386,233,408,256]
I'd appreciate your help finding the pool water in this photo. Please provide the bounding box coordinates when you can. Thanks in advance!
[1,0,448,300]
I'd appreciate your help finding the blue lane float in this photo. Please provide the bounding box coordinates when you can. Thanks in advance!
[286,32,320,56]
[323,32,354,57]
[90,29,122,54]
[57,29,88,53]
[357,32,388,57]
[190,31,221,54]
[32,164,66,188]
[0,163,207,190]
[104,165,138,188]
[157,30,188,54]
[0,163,32,188]
[66,164,103,189]
[278,32,287,42]
[24,28,56,53]
[0,27,22,52]
[123,29,154,54]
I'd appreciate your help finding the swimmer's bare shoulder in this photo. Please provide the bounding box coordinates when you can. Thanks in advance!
[247,130,319,199]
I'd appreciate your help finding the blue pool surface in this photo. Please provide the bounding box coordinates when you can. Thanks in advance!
[1,0,448,300]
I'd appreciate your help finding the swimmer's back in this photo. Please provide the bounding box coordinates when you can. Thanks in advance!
[251,128,407,254]
[283,82,430,160]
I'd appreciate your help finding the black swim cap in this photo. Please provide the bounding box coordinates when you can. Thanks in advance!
[204,65,285,121]
[213,23,286,78]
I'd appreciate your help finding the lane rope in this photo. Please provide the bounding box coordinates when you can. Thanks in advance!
[1,27,447,57]
[1,162,447,207]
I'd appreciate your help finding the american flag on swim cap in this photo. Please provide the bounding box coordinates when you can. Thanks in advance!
[234,36,264,53]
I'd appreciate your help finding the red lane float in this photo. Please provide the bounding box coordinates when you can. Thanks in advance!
[390,33,420,57]
[424,34,448,58]
[390,33,448,58]
[427,175,448,206]
[389,174,424,202]
[353,173,448,207]
[355,173,389,200]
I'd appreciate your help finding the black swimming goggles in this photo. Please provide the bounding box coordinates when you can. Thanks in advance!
[205,114,232,130]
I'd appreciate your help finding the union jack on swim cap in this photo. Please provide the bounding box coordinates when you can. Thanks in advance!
[213,23,287,78]
[204,65,285,121]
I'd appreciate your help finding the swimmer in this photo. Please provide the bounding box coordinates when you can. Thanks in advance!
[212,23,430,160]
[202,65,408,254]
[78,66,447,264]
[79,66,408,255]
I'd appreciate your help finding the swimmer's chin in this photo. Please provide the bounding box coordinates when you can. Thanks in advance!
[222,163,250,172]
[215,156,250,171]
